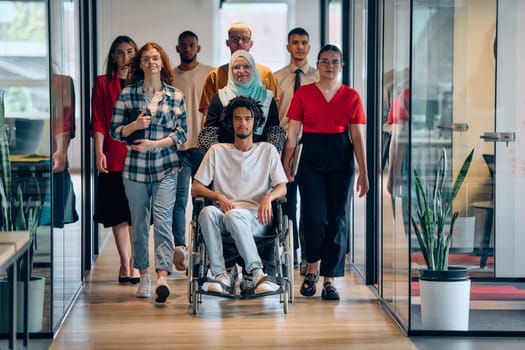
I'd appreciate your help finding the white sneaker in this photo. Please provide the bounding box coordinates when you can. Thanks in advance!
[173,245,189,271]
[136,274,151,298]
[155,277,170,303]
[227,264,242,295]
[253,273,279,294]
[204,273,232,294]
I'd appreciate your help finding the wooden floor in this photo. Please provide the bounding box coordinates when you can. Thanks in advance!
[47,233,417,350]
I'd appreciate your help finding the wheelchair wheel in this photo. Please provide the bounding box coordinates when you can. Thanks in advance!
[191,279,199,315]
[188,268,194,304]
[188,222,197,304]
[282,286,289,314]
[286,219,294,303]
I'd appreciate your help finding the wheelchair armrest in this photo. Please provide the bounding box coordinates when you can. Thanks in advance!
[192,197,206,221]
[272,197,287,235]
[275,197,287,204]
[193,196,287,229]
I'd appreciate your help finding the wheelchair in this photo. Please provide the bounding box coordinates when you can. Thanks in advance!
[188,197,294,314]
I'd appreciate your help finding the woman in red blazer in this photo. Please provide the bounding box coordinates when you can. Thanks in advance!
[91,35,140,284]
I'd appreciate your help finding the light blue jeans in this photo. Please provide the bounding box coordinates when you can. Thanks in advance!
[124,173,177,272]
[172,148,203,246]
[198,206,267,276]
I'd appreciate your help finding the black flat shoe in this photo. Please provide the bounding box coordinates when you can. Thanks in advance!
[118,276,130,284]
[129,277,140,285]
[321,282,340,300]
[300,273,318,297]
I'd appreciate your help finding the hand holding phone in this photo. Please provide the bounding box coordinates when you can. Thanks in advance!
[125,107,148,145]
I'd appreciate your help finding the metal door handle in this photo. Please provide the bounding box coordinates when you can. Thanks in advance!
[438,123,469,131]
[480,132,515,142]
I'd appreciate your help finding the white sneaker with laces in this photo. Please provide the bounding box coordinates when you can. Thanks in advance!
[173,245,189,271]
[253,273,279,294]
[155,276,170,303]
[227,264,242,295]
[136,274,151,298]
[204,273,232,294]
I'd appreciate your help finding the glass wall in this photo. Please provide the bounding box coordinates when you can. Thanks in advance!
[380,0,411,329]
[350,0,368,280]
[380,0,525,334]
[325,0,369,280]
[0,0,83,337]
[0,0,50,335]
[48,0,83,332]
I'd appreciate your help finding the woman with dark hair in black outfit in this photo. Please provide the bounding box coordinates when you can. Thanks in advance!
[92,35,140,284]
[283,44,369,300]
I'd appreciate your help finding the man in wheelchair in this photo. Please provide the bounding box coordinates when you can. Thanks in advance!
[191,96,287,295]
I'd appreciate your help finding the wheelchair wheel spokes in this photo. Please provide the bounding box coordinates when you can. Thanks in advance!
[286,219,294,303]
[191,279,199,314]
[188,261,194,304]
[282,286,289,314]
[188,221,198,304]
[274,237,283,279]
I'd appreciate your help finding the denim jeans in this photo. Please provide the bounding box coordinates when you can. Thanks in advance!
[198,206,266,276]
[124,173,177,272]
[172,148,203,246]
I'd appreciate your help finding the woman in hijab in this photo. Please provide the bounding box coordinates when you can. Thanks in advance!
[200,50,284,152]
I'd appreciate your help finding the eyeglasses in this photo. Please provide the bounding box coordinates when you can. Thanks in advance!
[229,36,251,44]
[141,55,161,63]
[232,64,252,71]
[233,116,254,123]
[318,59,341,66]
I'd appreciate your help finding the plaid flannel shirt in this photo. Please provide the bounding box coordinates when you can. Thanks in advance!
[110,81,187,183]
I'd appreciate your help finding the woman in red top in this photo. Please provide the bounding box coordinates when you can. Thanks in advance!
[91,35,140,284]
[283,44,369,300]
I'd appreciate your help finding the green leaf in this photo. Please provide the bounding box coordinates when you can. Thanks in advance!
[412,148,475,271]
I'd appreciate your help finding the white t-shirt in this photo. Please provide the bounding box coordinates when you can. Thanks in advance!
[194,142,288,210]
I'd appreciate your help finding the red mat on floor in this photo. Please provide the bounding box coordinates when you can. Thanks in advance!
[412,253,494,267]
[411,282,525,301]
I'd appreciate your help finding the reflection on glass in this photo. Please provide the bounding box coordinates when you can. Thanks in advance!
[351,0,368,281]
[49,0,82,333]
[381,0,411,329]
[0,0,52,334]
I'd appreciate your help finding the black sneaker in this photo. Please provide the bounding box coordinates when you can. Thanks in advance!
[321,282,340,301]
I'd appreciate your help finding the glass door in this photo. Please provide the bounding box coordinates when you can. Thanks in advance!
[492,0,525,278]
[406,0,525,333]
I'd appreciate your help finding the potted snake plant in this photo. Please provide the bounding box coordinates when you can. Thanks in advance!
[412,147,474,330]
[0,89,45,332]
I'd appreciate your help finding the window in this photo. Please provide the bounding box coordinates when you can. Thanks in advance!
[219,2,289,70]
[0,1,48,120]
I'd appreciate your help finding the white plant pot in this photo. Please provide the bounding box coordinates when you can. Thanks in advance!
[419,268,470,331]
[0,276,45,332]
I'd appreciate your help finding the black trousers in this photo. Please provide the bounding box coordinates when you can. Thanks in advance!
[283,181,305,260]
[297,132,354,277]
